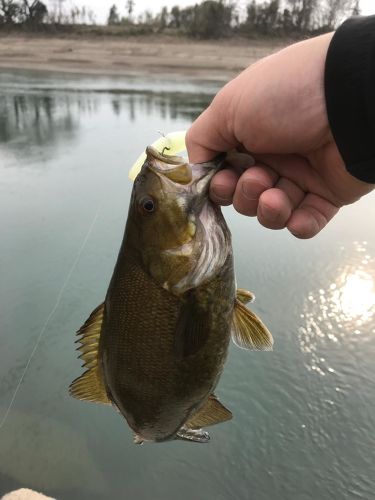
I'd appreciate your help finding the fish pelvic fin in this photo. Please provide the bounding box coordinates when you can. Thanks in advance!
[236,288,255,304]
[186,394,232,429]
[176,427,210,443]
[232,297,273,351]
[69,303,110,405]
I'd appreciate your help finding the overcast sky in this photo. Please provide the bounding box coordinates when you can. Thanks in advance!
[46,0,375,24]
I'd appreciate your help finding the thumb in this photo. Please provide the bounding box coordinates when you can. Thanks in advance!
[186,99,239,163]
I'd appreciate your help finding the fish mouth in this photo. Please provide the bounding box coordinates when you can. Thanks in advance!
[145,145,226,187]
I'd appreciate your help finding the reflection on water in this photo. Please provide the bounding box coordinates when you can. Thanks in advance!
[8,95,56,139]
[298,242,375,376]
[109,91,210,122]
[0,88,211,161]
[0,93,79,159]
[331,270,374,323]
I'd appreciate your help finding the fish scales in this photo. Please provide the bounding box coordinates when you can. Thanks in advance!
[102,250,234,440]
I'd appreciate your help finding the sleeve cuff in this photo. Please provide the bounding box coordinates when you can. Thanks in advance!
[325,16,375,183]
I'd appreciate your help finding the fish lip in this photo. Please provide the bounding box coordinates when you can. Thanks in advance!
[146,145,185,165]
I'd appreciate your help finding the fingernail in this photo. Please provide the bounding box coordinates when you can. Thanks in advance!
[241,180,266,200]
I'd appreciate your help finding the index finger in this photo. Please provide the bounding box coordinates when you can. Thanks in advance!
[186,100,239,164]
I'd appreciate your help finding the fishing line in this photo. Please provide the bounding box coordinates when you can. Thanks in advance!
[0,207,101,430]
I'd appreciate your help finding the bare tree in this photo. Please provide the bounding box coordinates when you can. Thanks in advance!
[108,4,120,25]
[143,9,153,25]
[185,0,235,38]
[286,0,318,32]
[170,5,181,28]
[69,6,79,24]
[352,0,360,15]
[22,0,48,23]
[324,0,358,28]
[80,5,86,23]
[158,6,168,31]
[55,0,65,23]
[126,0,134,20]
[87,7,95,24]
[0,0,21,23]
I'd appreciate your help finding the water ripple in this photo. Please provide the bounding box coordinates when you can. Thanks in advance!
[298,242,375,377]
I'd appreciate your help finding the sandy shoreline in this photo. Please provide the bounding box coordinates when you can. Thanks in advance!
[0,34,286,81]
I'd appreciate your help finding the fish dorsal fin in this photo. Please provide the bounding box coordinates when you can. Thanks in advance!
[232,299,273,351]
[236,288,255,304]
[186,394,232,429]
[69,303,110,405]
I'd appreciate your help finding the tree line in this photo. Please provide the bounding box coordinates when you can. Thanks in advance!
[108,0,360,38]
[0,0,48,24]
[0,0,361,38]
[0,0,95,25]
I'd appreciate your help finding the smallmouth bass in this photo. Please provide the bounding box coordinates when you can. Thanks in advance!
[70,146,273,444]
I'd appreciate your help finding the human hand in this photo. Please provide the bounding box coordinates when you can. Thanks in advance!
[186,33,374,238]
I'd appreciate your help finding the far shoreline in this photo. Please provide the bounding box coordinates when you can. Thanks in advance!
[0,34,287,82]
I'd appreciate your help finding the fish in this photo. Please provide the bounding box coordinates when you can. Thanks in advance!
[69,146,273,444]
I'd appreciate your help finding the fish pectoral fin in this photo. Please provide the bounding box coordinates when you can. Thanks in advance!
[232,298,273,351]
[175,293,209,357]
[69,302,110,405]
[186,394,232,429]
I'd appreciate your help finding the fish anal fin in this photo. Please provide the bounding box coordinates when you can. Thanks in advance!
[232,298,273,351]
[69,303,110,405]
[69,368,110,404]
[186,394,232,429]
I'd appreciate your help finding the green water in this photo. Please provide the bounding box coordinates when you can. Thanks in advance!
[0,70,374,500]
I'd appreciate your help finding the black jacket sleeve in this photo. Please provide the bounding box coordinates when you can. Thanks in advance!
[325,15,375,184]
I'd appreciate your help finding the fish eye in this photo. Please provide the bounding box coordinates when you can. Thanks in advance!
[139,196,156,215]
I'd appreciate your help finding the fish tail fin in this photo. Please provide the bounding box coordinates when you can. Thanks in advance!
[232,295,273,351]
[69,303,110,405]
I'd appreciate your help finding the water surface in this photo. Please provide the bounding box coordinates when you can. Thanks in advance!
[0,70,374,500]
